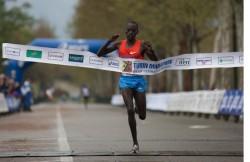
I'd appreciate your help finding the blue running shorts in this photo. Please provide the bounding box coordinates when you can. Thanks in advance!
[119,74,147,93]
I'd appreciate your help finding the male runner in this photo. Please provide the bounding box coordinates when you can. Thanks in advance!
[97,21,158,153]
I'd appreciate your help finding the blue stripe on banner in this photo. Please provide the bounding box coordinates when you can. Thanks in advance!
[219,90,243,116]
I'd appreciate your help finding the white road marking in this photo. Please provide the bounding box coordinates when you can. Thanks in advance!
[56,105,73,162]
[189,125,211,129]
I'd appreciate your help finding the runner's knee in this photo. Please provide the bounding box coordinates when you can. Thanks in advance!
[139,114,146,120]
[127,107,134,115]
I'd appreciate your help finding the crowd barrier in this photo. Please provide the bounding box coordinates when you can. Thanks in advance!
[0,94,8,113]
[0,94,21,114]
[219,90,243,116]
[5,96,21,112]
[111,90,243,117]
[1,89,243,117]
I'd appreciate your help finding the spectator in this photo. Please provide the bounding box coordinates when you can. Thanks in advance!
[81,84,90,109]
[46,87,55,101]
[21,80,33,112]
[5,78,21,112]
[0,74,24,112]
[0,74,8,94]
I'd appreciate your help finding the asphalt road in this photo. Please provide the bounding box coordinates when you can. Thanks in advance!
[0,103,243,162]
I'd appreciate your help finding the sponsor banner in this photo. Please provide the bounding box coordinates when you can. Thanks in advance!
[239,56,243,64]
[196,57,212,65]
[120,61,132,72]
[26,49,42,59]
[133,61,148,73]
[175,58,190,66]
[218,56,234,65]
[48,52,64,61]
[108,59,119,68]
[132,59,172,74]
[69,54,84,63]
[219,90,243,116]
[2,43,244,75]
[89,56,103,65]
[4,47,20,56]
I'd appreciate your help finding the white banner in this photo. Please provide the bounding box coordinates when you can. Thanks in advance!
[2,43,243,75]
[111,90,225,114]
[0,93,8,113]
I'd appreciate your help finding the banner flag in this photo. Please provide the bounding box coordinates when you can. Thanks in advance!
[2,43,243,75]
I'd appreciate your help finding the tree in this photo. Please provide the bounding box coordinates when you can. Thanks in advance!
[0,0,34,72]
[0,0,34,44]
[115,0,218,91]
[33,18,55,38]
[70,0,242,95]
[209,0,243,90]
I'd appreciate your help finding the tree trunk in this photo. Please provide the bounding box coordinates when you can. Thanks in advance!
[232,0,243,89]
[192,37,199,90]
[209,0,235,89]
[177,70,183,91]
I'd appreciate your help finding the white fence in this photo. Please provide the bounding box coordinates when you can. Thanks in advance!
[0,93,8,113]
[111,90,226,114]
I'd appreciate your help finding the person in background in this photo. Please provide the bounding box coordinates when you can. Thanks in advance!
[0,74,8,94]
[21,79,33,112]
[0,74,22,112]
[45,86,55,101]
[4,78,21,112]
[81,84,90,109]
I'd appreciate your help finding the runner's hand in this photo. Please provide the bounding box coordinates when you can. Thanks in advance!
[143,41,153,50]
[109,34,120,42]
[143,41,153,53]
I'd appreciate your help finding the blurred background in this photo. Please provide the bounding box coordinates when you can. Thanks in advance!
[0,0,243,104]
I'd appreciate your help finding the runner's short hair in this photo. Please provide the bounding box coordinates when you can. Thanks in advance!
[127,20,139,29]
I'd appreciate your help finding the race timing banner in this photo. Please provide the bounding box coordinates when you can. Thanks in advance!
[2,43,243,75]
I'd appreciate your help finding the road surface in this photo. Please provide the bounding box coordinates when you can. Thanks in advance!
[0,103,243,162]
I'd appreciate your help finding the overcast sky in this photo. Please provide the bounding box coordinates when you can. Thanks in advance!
[6,0,79,38]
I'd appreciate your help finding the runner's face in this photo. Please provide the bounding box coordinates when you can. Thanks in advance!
[125,23,138,41]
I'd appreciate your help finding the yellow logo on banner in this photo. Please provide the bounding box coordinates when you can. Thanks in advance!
[120,61,132,72]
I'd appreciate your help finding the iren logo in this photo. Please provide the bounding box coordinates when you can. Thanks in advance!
[175,58,190,66]
[26,50,42,59]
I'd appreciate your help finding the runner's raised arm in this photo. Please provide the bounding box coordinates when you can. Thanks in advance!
[97,34,120,57]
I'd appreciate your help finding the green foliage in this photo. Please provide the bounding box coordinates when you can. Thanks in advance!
[0,0,34,72]
[0,0,34,44]
[71,0,219,56]
[33,18,56,38]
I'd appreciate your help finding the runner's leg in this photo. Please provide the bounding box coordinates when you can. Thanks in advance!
[134,91,146,120]
[121,89,138,146]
